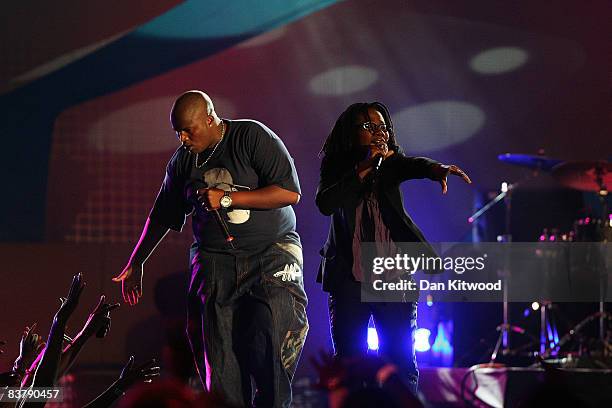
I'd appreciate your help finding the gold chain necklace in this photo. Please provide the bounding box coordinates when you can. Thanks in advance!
[195,121,225,169]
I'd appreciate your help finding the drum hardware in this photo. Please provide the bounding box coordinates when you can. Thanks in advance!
[475,153,612,364]
[471,151,566,361]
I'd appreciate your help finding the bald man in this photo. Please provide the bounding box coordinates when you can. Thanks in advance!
[113,91,308,407]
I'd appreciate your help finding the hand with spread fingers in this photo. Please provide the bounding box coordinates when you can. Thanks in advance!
[196,187,224,212]
[112,263,144,306]
[434,163,472,194]
[82,356,161,408]
[13,323,46,376]
[116,356,161,391]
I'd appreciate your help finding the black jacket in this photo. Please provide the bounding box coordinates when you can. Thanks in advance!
[315,152,441,292]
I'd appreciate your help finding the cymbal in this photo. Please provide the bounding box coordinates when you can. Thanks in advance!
[497,153,563,171]
[552,160,611,192]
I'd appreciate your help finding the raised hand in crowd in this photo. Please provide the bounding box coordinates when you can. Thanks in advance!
[78,295,120,339]
[28,273,85,392]
[116,356,160,390]
[54,273,86,326]
[56,294,120,380]
[83,356,160,408]
[11,324,46,386]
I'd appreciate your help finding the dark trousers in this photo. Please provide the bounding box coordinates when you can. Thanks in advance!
[186,242,308,407]
[328,279,418,394]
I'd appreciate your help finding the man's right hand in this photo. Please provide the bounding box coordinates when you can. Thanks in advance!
[112,264,143,306]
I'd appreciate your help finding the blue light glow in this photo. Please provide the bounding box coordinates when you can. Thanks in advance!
[432,322,453,356]
[414,328,431,352]
[367,327,379,351]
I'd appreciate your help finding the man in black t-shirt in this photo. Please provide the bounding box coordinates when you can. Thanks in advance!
[113,91,308,407]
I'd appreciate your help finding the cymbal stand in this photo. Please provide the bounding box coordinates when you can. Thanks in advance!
[470,181,517,360]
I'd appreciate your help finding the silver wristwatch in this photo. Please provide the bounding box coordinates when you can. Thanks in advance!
[219,190,233,209]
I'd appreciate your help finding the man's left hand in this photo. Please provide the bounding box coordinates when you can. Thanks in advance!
[197,188,224,211]
[435,164,472,194]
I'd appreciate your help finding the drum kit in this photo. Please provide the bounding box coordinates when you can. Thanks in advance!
[498,153,611,243]
[473,152,611,367]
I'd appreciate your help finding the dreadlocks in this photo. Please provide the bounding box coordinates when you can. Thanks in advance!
[319,102,401,161]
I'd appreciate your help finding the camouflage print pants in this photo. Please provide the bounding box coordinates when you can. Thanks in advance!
[186,242,308,408]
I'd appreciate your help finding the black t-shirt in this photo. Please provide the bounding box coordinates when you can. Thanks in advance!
[150,119,301,253]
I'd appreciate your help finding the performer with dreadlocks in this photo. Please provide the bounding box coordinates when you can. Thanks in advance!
[315,102,471,393]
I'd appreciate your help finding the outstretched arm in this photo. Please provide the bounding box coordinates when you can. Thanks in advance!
[29,274,85,393]
[431,163,472,194]
[112,218,169,306]
[58,295,120,376]
[391,154,471,193]
[11,324,45,386]
[82,356,160,408]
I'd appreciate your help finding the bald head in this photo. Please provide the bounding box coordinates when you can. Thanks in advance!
[171,90,216,124]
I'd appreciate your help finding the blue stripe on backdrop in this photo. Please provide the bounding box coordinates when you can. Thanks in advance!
[0,0,337,241]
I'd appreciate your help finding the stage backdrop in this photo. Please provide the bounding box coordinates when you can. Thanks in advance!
[1,0,610,377]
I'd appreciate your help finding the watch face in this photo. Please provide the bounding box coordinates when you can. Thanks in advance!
[220,195,232,208]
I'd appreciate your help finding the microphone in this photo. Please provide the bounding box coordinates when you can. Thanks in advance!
[370,138,387,173]
[373,153,384,173]
[211,208,235,247]
[189,180,236,249]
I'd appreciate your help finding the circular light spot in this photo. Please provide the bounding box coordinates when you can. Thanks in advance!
[470,47,528,74]
[88,96,237,153]
[309,65,378,96]
[393,101,485,152]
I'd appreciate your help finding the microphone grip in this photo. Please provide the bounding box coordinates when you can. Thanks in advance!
[195,181,235,248]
